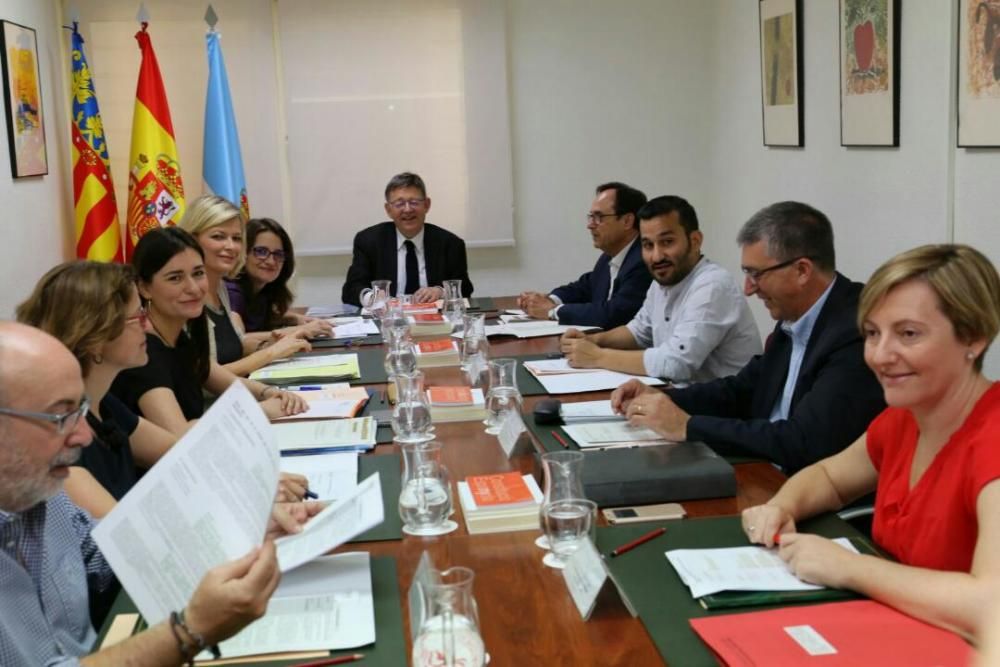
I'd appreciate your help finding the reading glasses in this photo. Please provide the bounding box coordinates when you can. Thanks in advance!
[0,396,91,435]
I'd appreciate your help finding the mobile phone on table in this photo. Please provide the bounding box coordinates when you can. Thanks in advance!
[602,503,686,524]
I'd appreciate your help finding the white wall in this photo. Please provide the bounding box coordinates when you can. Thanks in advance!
[0,0,73,318]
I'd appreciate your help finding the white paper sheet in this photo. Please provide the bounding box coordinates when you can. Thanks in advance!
[274,385,370,421]
[562,422,668,448]
[209,553,375,658]
[560,400,624,423]
[331,319,379,338]
[276,472,385,572]
[92,384,280,625]
[274,416,377,452]
[279,452,359,501]
[522,359,598,375]
[666,538,860,598]
[533,370,662,394]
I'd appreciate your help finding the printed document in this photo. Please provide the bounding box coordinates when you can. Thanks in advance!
[273,416,377,452]
[560,400,624,423]
[562,422,668,448]
[279,451,359,501]
[250,353,361,382]
[533,370,662,394]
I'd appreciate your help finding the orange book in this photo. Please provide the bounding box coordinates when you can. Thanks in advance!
[417,339,456,354]
[411,313,445,323]
[426,386,473,406]
[466,472,535,507]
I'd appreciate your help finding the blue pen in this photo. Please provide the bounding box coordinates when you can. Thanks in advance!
[303,489,319,500]
[289,385,323,391]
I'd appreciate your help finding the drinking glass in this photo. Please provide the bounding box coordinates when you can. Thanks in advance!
[411,566,485,666]
[399,441,457,536]
[536,450,585,550]
[384,340,417,379]
[460,313,489,380]
[483,358,522,435]
[391,371,434,443]
[442,279,466,328]
[541,498,596,569]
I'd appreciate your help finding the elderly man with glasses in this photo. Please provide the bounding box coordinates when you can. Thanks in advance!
[612,201,885,473]
[518,182,652,329]
[342,172,473,306]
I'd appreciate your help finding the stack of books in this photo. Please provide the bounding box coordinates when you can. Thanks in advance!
[426,386,486,423]
[407,312,453,337]
[456,471,543,535]
[414,339,461,368]
[273,415,378,454]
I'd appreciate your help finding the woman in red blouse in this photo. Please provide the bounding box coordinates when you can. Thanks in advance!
[742,243,1000,639]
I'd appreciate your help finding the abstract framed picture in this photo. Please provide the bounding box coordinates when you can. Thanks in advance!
[759,0,804,147]
[957,0,1000,147]
[0,20,47,177]
[839,0,900,146]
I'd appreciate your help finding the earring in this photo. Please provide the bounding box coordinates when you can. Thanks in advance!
[93,354,104,365]
[967,351,975,361]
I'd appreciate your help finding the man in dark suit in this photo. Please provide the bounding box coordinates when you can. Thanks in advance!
[611,201,886,473]
[342,172,473,306]
[518,182,651,329]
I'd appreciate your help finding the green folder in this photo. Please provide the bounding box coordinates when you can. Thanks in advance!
[596,513,877,667]
[352,453,404,542]
[94,557,407,666]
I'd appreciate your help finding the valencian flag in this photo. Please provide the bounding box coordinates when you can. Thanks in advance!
[203,27,249,217]
[125,22,184,259]
[70,23,122,262]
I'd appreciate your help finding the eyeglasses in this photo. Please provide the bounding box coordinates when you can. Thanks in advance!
[251,246,287,263]
[0,396,91,435]
[125,306,147,327]
[586,212,619,225]
[388,198,427,211]
[741,256,809,285]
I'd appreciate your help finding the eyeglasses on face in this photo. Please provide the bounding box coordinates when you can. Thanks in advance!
[388,198,427,211]
[741,256,809,285]
[0,396,91,435]
[251,246,287,263]
[586,211,619,225]
[125,306,148,327]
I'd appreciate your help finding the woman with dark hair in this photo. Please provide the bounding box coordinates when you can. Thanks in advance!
[111,227,307,437]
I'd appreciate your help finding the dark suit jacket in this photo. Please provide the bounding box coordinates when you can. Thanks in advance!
[550,239,651,329]
[667,274,885,474]
[342,222,474,306]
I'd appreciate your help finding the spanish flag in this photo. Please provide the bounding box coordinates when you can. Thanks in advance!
[70,23,122,262]
[125,22,184,259]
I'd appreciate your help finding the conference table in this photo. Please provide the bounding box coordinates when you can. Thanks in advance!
[328,297,786,666]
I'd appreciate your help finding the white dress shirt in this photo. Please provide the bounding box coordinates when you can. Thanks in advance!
[607,237,636,300]
[626,257,762,382]
[396,228,428,295]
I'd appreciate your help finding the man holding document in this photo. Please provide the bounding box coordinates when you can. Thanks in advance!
[0,322,322,666]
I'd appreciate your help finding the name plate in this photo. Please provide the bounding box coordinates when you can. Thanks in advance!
[498,412,527,458]
[563,538,638,620]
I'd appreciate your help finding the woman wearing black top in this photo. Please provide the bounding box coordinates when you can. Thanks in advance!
[111,227,307,437]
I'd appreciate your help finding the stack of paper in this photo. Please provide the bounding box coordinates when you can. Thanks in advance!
[560,400,626,424]
[426,386,487,423]
[456,472,543,534]
[522,359,663,394]
[279,451,359,501]
[461,322,599,340]
[273,416,377,454]
[250,353,361,385]
[561,422,671,449]
[523,359,600,375]
[414,339,461,368]
[329,318,379,339]
[275,383,370,421]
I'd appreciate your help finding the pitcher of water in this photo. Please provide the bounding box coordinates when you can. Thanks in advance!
[398,441,457,537]
[460,313,489,381]
[442,279,466,328]
[484,358,522,435]
[391,371,433,443]
[359,279,391,317]
[412,566,486,667]
[535,450,586,551]
[384,338,417,379]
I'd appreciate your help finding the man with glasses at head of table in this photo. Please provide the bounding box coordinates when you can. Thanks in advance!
[611,201,886,474]
[342,171,474,306]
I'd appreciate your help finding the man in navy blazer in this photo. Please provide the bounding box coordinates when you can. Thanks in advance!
[518,182,651,329]
[342,172,473,307]
[611,202,886,474]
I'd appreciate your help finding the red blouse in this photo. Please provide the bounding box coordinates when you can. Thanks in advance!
[867,382,1000,572]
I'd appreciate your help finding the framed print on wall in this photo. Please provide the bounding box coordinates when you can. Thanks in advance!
[759,0,804,147]
[0,20,47,177]
[957,0,1000,147]
[839,0,900,146]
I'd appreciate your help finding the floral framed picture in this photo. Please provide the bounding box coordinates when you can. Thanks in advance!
[0,20,47,177]
[839,0,901,146]
[957,0,1000,147]
[759,0,804,147]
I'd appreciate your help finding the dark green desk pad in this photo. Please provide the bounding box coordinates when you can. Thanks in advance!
[513,354,557,396]
[595,513,875,667]
[353,453,403,542]
[95,556,406,666]
[309,333,383,348]
[522,410,764,465]
[359,389,394,443]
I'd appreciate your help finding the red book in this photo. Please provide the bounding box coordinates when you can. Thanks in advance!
[690,600,971,666]
[411,313,445,323]
[417,339,456,354]
[426,386,474,406]
[466,472,535,507]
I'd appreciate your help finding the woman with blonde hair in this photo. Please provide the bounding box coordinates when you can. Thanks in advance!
[177,194,328,376]
[742,244,1000,639]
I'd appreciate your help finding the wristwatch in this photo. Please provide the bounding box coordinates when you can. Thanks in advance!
[547,307,558,321]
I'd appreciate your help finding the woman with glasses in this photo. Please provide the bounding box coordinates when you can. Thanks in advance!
[177,195,327,377]
[109,227,307,438]
[227,217,327,333]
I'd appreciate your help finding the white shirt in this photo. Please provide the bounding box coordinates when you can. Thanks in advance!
[626,257,762,382]
[607,237,636,300]
[396,228,428,295]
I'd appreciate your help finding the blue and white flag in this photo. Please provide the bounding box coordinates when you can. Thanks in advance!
[203,29,248,216]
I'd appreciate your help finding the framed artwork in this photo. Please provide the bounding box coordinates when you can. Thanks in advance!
[759,0,803,147]
[0,20,47,177]
[957,0,1000,147]
[839,0,900,146]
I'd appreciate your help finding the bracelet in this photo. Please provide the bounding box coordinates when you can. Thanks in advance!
[173,609,221,663]
[168,611,197,666]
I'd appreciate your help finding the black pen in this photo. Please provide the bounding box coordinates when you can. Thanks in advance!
[303,489,319,500]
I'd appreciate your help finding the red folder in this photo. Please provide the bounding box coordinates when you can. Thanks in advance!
[690,600,971,665]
